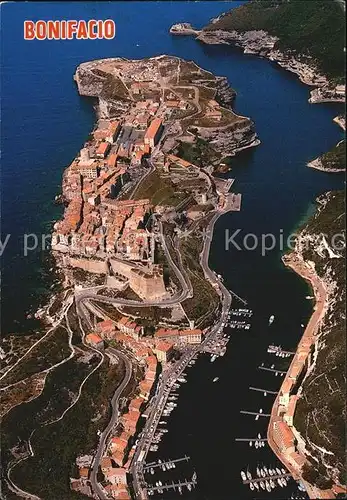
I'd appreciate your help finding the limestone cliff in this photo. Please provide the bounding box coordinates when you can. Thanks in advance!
[289,191,345,488]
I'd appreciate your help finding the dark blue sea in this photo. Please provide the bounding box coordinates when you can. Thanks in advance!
[1,2,344,499]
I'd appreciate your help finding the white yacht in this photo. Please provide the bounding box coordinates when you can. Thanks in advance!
[256,467,261,477]
[241,471,247,481]
[269,315,275,325]
[260,481,265,490]
[250,483,254,491]
[247,470,252,480]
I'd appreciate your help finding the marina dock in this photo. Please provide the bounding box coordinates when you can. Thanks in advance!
[258,366,286,375]
[235,438,268,442]
[240,410,271,417]
[249,386,278,395]
[143,456,189,471]
[146,476,197,494]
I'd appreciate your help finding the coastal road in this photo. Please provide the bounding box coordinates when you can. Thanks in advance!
[90,349,132,499]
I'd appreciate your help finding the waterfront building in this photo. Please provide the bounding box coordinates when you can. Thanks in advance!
[154,341,175,364]
[155,328,202,344]
[104,467,127,485]
[279,379,293,407]
[284,395,298,427]
[272,420,295,455]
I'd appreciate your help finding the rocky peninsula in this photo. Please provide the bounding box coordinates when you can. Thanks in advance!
[1,55,256,500]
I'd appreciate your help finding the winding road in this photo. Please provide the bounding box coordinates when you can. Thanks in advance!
[90,348,133,499]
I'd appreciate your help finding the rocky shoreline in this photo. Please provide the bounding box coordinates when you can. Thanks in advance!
[307,157,344,174]
[196,30,345,104]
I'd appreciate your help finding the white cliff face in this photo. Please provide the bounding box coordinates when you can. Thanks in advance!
[197,30,345,104]
[290,191,345,485]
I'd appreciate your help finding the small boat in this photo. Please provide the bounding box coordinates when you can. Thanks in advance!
[260,481,265,490]
[266,481,271,492]
[282,477,287,486]
[259,408,263,414]
[254,482,259,491]
[269,315,275,325]
[264,391,267,396]
[247,471,252,480]
[213,377,219,382]
[281,468,286,474]
[277,478,284,487]
[257,433,261,439]
[276,467,281,475]
[150,468,154,475]
[270,479,275,489]
[255,414,259,420]
[256,467,261,476]
[187,484,192,491]
[260,469,266,478]
[255,441,259,449]
[250,483,254,491]
[249,441,253,447]
[211,355,217,362]
[241,471,247,481]
[264,466,268,475]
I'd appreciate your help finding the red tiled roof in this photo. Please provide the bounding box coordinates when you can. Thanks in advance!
[144,118,162,140]
[86,333,103,344]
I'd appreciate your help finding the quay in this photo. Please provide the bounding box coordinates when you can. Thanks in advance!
[147,476,197,493]
[249,386,278,395]
[259,366,286,374]
[240,410,271,417]
[242,473,292,485]
[143,456,189,471]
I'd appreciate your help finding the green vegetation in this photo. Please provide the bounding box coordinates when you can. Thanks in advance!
[0,326,71,390]
[205,0,345,81]
[320,140,346,171]
[177,136,220,167]
[180,233,220,326]
[294,190,345,484]
[7,358,124,500]
[133,169,188,206]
